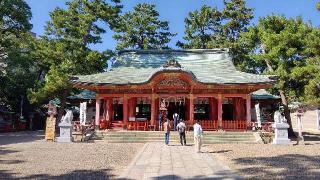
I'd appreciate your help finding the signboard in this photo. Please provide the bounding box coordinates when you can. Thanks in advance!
[80,102,87,125]
[45,117,56,141]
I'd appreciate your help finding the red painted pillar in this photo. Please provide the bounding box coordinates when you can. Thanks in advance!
[246,94,251,129]
[218,94,223,129]
[189,94,194,125]
[95,98,101,130]
[151,94,156,126]
[210,97,218,120]
[123,95,128,129]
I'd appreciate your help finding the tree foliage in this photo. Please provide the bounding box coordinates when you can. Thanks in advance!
[113,3,175,50]
[28,0,121,120]
[241,15,320,104]
[240,15,320,136]
[0,0,32,35]
[178,0,253,69]
[176,5,223,49]
[0,0,36,112]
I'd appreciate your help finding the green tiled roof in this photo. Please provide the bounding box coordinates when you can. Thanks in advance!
[251,89,280,100]
[67,89,96,100]
[71,49,276,85]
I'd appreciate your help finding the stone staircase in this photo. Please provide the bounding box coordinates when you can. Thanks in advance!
[92,130,259,144]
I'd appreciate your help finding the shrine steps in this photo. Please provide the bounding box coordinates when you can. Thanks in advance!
[92,131,259,144]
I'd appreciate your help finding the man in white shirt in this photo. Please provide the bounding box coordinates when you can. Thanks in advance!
[193,120,203,153]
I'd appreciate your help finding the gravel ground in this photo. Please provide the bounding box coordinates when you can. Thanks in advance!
[207,132,320,180]
[0,131,142,180]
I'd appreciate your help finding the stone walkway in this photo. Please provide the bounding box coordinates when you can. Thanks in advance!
[119,142,242,180]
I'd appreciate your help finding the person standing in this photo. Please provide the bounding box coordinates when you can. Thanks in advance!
[193,120,203,153]
[177,119,187,146]
[173,112,179,131]
[163,118,171,145]
[158,112,163,131]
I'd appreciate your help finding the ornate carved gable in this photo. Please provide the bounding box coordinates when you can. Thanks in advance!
[156,77,188,89]
[163,59,181,68]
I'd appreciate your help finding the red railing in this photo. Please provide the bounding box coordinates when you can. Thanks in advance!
[222,120,247,130]
[124,120,247,131]
[190,120,247,131]
[199,120,218,130]
[127,121,149,131]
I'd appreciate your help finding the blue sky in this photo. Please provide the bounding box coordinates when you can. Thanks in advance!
[26,0,320,52]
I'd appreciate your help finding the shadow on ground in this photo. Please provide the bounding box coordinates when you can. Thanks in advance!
[0,131,44,146]
[233,154,320,179]
[0,143,117,179]
[303,132,320,142]
[0,169,116,180]
[119,172,241,180]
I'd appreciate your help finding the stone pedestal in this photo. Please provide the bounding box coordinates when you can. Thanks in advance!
[273,123,291,145]
[56,122,73,143]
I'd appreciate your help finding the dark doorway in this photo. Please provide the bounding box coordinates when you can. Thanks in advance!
[113,104,123,120]
[194,104,210,120]
[136,104,151,120]
[167,102,186,121]
[222,104,233,120]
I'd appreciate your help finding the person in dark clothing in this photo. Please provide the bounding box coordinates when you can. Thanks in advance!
[176,119,187,146]
[158,112,163,131]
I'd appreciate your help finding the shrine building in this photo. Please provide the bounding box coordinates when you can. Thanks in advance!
[71,49,276,131]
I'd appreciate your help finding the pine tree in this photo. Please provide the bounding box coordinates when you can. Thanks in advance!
[178,0,253,70]
[113,3,175,50]
[29,0,121,120]
[240,15,319,137]
[176,5,223,49]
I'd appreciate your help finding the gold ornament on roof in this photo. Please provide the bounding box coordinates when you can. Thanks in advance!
[163,59,181,68]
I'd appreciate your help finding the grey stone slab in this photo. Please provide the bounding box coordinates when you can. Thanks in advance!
[119,142,242,180]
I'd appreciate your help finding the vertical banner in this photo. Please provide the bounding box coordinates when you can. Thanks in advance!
[45,117,56,141]
[255,103,261,128]
[80,102,87,125]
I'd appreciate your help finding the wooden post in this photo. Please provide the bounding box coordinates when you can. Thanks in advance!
[95,98,101,130]
[189,94,194,125]
[151,94,156,126]
[246,94,251,129]
[218,94,223,129]
[209,97,213,120]
[123,95,128,129]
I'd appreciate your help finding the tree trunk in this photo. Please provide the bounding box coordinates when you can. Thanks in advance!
[57,89,68,122]
[262,47,296,138]
[279,90,296,137]
[82,22,93,47]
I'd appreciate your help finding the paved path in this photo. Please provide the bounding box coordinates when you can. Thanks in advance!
[119,142,241,180]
